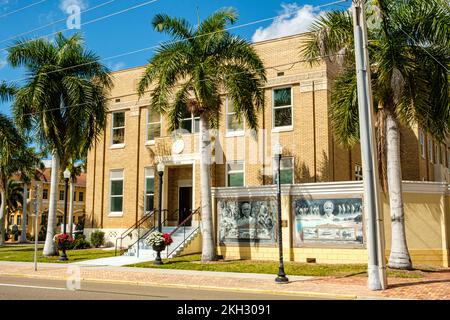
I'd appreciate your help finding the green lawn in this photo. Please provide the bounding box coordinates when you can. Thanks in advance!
[129,254,436,278]
[0,245,116,263]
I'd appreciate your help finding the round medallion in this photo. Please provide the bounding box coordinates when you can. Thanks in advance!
[172,139,185,154]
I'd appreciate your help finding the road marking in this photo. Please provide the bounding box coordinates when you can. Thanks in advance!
[0,283,67,291]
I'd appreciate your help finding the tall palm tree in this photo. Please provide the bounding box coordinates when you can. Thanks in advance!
[5,180,24,231]
[138,8,266,261]
[8,33,112,255]
[302,0,449,269]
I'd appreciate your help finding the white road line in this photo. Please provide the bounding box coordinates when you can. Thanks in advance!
[0,283,67,291]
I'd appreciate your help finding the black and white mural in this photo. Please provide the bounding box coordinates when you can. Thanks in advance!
[218,199,277,244]
[293,198,364,245]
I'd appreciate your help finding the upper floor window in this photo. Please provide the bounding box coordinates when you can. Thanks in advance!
[419,130,425,159]
[73,191,76,200]
[273,157,294,184]
[428,137,434,163]
[112,112,125,146]
[440,144,445,165]
[17,215,21,226]
[226,97,244,134]
[355,164,363,181]
[42,189,48,200]
[144,168,155,213]
[78,191,84,202]
[227,161,244,187]
[59,190,65,201]
[273,87,293,129]
[180,109,200,134]
[147,108,161,143]
[110,170,124,215]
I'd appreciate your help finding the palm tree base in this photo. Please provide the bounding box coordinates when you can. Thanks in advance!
[388,253,413,270]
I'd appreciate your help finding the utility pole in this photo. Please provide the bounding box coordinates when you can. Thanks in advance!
[33,184,40,272]
[352,0,387,290]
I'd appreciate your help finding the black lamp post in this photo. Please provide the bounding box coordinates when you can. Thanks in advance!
[154,162,165,265]
[59,168,70,261]
[274,143,288,283]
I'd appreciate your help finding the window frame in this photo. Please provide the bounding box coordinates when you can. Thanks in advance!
[226,160,245,187]
[59,190,65,201]
[78,191,84,202]
[428,137,434,163]
[111,111,126,147]
[272,86,293,131]
[273,156,295,184]
[179,111,200,135]
[146,108,162,145]
[419,130,426,159]
[109,169,124,217]
[225,96,244,136]
[42,189,48,200]
[144,167,155,214]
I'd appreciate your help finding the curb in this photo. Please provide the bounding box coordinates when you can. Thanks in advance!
[0,272,357,300]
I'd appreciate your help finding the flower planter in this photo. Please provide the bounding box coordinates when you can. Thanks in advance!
[152,244,166,252]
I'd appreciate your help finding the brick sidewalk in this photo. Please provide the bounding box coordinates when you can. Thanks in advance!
[0,262,448,300]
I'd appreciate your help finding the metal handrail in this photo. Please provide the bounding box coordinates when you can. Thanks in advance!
[166,208,201,258]
[114,210,158,256]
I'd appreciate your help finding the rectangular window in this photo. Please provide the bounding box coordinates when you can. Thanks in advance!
[110,170,124,215]
[273,87,293,128]
[435,143,440,164]
[17,215,21,226]
[355,164,363,181]
[78,192,84,202]
[226,97,244,134]
[419,130,425,159]
[273,157,294,184]
[57,216,63,225]
[112,112,125,145]
[59,190,64,201]
[428,137,434,163]
[180,109,200,134]
[42,189,48,200]
[227,161,244,187]
[73,191,76,200]
[440,145,445,165]
[147,108,161,142]
[144,168,155,213]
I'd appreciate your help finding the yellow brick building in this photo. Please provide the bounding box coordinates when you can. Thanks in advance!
[85,33,450,265]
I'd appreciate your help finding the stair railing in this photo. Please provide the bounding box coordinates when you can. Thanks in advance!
[166,208,201,258]
[135,209,172,258]
[114,210,157,256]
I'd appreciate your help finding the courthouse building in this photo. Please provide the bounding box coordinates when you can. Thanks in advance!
[85,33,450,266]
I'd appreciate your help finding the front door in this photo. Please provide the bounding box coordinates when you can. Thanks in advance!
[178,187,192,226]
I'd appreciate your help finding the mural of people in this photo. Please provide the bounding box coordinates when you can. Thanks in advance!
[218,199,276,244]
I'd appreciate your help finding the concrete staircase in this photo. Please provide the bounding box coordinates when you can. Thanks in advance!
[124,225,200,259]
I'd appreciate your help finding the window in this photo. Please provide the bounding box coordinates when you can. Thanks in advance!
[180,109,200,134]
[419,130,425,159]
[59,190,65,201]
[73,191,77,200]
[17,215,21,225]
[428,137,434,163]
[440,145,445,165]
[273,157,294,184]
[144,168,155,213]
[227,161,244,187]
[273,87,293,128]
[112,112,125,145]
[78,192,84,202]
[42,189,48,200]
[57,216,63,225]
[226,97,244,134]
[110,170,124,215]
[355,164,363,181]
[147,108,161,142]
[435,143,440,164]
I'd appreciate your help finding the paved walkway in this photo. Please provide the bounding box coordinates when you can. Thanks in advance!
[0,261,449,300]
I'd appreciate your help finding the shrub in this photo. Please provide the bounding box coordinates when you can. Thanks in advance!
[90,230,105,248]
[69,234,91,250]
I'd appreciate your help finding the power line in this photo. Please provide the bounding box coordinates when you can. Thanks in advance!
[0,0,118,45]
[18,54,344,117]
[4,0,347,85]
[0,0,47,19]
[0,0,161,52]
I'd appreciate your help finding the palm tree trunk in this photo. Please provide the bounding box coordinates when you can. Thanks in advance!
[0,188,5,246]
[385,110,412,269]
[68,179,74,237]
[20,183,28,243]
[43,152,60,256]
[199,114,216,262]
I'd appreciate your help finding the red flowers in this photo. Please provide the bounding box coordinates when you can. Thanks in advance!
[53,233,74,245]
[163,233,173,246]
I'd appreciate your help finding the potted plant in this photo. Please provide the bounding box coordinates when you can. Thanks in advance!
[53,233,74,251]
[146,232,173,251]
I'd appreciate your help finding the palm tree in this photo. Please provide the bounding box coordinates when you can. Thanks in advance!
[5,180,24,232]
[138,8,266,261]
[8,33,112,255]
[302,0,449,269]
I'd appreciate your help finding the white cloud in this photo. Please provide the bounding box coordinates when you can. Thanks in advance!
[108,61,126,71]
[252,4,323,43]
[59,0,88,12]
[0,59,6,70]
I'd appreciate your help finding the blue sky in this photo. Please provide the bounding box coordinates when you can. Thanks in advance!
[0,0,350,115]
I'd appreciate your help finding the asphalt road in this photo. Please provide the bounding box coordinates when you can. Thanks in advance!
[0,276,325,300]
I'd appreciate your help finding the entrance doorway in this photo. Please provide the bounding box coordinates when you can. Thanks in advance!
[178,186,192,226]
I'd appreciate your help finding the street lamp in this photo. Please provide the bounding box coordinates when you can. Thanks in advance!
[59,168,71,261]
[274,143,289,283]
[155,161,165,265]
